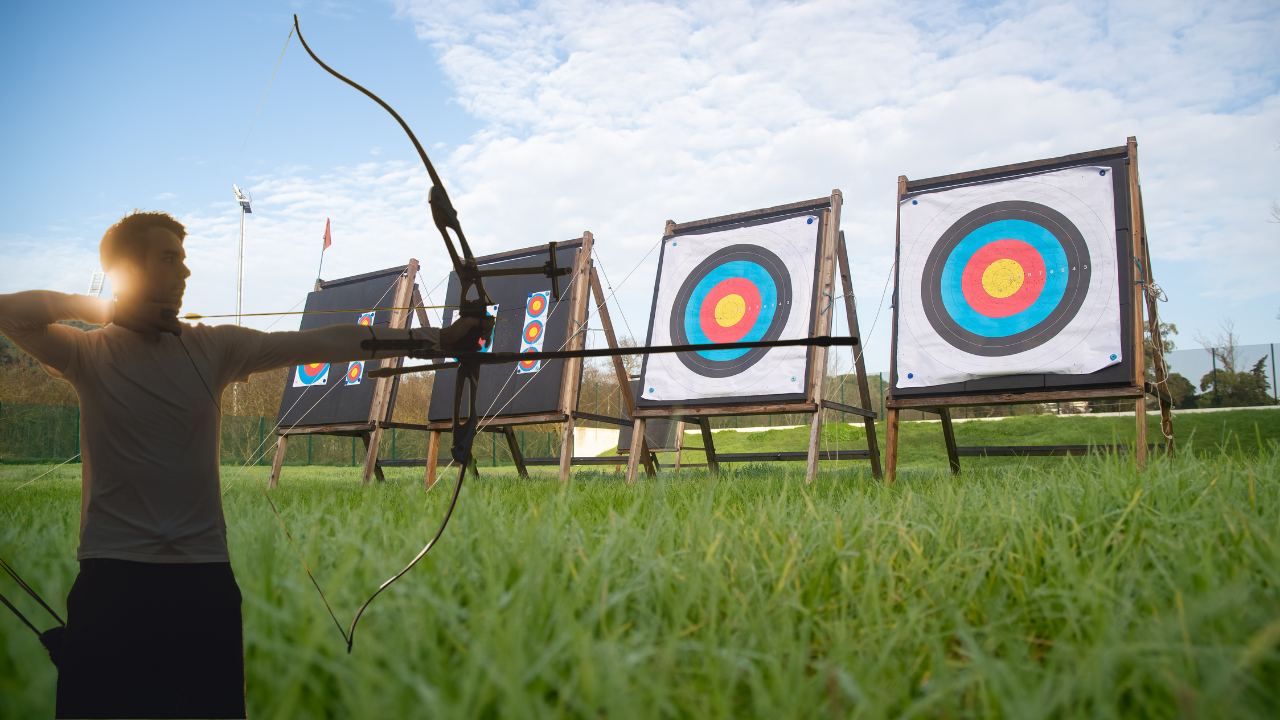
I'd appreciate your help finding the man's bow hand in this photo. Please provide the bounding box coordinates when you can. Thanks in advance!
[439,316,495,353]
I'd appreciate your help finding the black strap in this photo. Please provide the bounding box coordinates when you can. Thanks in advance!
[0,556,65,628]
[0,590,42,637]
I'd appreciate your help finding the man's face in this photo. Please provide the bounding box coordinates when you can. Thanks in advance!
[111,227,190,307]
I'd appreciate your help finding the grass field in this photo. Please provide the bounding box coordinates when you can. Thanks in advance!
[645,408,1280,471]
[2,413,1279,718]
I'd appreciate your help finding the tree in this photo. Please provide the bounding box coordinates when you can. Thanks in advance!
[1198,356,1274,408]
[1164,372,1198,409]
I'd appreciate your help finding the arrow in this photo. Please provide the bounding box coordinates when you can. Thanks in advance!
[180,305,454,321]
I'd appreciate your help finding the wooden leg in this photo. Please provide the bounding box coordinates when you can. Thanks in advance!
[884,408,900,483]
[1135,398,1148,470]
[673,421,686,471]
[640,441,657,477]
[558,416,575,483]
[361,431,386,485]
[698,418,719,477]
[938,408,960,476]
[805,403,824,484]
[504,426,529,479]
[625,418,647,485]
[425,430,441,489]
[863,416,883,480]
[268,434,288,489]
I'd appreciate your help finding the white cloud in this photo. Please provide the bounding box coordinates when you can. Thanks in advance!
[6,0,1278,369]
[385,0,1280,364]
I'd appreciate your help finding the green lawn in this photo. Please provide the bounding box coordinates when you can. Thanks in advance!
[1,415,1279,718]
[644,408,1280,472]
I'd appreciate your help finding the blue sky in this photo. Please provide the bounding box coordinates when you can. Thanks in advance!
[2,0,1278,376]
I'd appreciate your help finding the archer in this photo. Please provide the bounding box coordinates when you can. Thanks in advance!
[0,210,491,719]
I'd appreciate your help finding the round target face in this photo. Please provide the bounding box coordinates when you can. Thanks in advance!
[297,363,329,385]
[518,348,539,371]
[921,201,1091,357]
[358,311,375,326]
[346,362,363,383]
[526,293,547,318]
[523,320,544,344]
[669,244,792,378]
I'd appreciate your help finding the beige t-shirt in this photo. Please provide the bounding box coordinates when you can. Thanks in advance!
[51,323,313,563]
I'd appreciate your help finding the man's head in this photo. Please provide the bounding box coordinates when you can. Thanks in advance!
[100,211,190,307]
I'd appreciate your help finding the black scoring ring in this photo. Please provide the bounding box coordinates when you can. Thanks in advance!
[669,244,793,378]
[920,200,1092,357]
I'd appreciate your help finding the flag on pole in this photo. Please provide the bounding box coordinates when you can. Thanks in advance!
[322,218,332,250]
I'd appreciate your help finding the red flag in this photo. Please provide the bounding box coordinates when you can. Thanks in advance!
[322,218,332,250]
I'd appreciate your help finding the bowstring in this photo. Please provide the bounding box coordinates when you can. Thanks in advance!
[220,274,403,491]
[466,236,659,458]
[240,26,294,154]
[7,453,81,493]
[186,273,404,644]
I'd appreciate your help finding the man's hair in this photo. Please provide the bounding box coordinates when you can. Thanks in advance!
[99,211,186,272]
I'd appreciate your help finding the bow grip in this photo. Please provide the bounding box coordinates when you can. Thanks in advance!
[450,360,482,464]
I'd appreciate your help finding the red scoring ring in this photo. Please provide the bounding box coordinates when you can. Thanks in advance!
[519,348,539,370]
[698,277,762,344]
[301,363,326,378]
[524,321,543,343]
[527,294,547,317]
[959,239,1047,318]
[347,363,362,381]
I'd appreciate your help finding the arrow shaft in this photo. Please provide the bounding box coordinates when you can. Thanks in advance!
[183,305,453,321]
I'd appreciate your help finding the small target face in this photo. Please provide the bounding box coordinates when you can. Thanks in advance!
[345,361,364,385]
[526,293,548,318]
[295,362,329,386]
[518,348,540,372]
[922,201,1091,357]
[523,320,544,344]
[358,311,376,326]
[669,244,792,378]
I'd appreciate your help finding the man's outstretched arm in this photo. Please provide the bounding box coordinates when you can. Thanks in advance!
[251,317,487,372]
[0,291,114,375]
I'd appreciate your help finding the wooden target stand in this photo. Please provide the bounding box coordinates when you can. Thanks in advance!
[627,191,883,484]
[268,260,436,488]
[883,138,1174,481]
[406,233,652,487]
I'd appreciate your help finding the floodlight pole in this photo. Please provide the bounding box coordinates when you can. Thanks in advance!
[232,185,253,326]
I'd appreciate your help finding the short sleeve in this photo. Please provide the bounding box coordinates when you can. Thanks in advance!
[197,324,270,387]
[40,326,88,383]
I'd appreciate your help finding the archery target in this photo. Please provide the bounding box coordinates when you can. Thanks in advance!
[293,362,330,387]
[358,311,376,326]
[345,361,364,386]
[897,166,1122,387]
[641,213,820,402]
[517,291,551,375]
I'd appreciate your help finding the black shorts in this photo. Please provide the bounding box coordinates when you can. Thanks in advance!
[55,558,245,719]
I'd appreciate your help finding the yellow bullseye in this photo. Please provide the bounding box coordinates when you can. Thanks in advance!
[714,294,746,327]
[981,259,1025,298]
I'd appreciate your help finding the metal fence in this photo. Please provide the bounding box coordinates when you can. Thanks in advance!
[1164,343,1278,402]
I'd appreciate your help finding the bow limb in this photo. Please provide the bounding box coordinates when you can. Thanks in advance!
[292,14,489,652]
[292,14,487,304]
